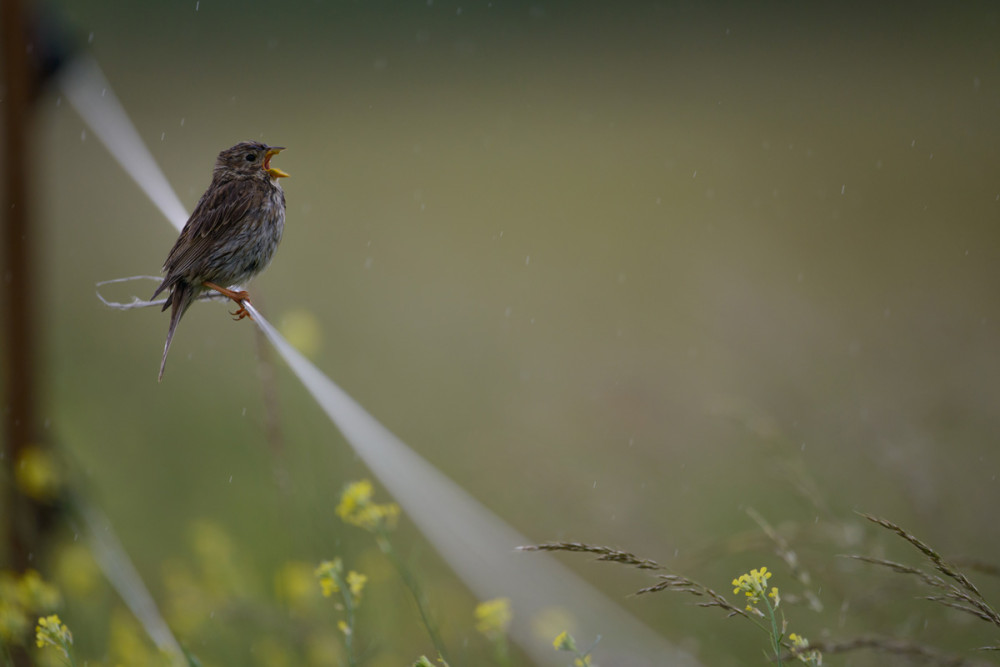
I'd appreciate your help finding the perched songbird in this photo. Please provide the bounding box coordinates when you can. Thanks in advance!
[151,141,289,381]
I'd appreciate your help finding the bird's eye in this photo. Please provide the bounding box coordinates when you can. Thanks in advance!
[245,153,257,162]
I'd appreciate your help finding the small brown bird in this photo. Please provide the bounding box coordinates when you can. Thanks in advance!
[151,141,289,381]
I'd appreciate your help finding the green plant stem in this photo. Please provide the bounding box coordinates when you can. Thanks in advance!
[762,598,783,667]
[492,636,510,667]
[333,570,358,667]
[376,528,451,664]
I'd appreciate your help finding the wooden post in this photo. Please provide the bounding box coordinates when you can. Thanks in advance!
[2,0,41,572]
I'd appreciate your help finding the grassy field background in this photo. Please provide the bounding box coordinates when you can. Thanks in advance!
[13,1,1000,665]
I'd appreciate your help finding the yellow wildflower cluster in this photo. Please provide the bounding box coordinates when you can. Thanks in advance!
[552,631,592,666]
[35,614,73,659]
[553,630,577,652]
[732,566,780,611]
[314,559,367,603]
[474,597,512,641]
[0,570,61,644]
[345,571,368,601]
[788,632,822,664]
[336,479,401,532]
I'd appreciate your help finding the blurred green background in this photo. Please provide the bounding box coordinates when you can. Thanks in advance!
[14,0,1000,664]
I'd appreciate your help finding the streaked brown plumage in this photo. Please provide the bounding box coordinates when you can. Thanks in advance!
[151,141,288,381]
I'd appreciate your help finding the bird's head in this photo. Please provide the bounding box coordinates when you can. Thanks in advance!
[216,141,289,179]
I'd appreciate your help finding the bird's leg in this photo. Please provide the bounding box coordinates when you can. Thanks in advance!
[203,281,253,320]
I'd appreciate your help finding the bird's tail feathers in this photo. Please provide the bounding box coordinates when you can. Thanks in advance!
[151,278,172,312]
[159,282,196,382]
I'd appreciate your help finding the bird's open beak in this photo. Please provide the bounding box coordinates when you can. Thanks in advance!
[264,146,289,178]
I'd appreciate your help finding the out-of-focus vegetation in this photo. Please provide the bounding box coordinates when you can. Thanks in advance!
[3,1,1000,664]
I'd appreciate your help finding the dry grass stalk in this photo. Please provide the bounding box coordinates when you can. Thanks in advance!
[796,635,996,666]
[860,513,983,599]
[518,542,662,571]
[634,574,748,619]
[854,514,1000,629]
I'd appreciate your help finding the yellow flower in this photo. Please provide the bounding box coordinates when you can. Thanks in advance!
[35,614,73,658]
[336,480,373,520]
[552,630,577,652]
[191,520,234,562]
[279,309,323,358]
[161,559,212,636]
[189,519,250,597]
[788,632,822,664]
[346,571,367,603]
[474,598,512,640]
[16,570,61,612]
[15,445,61,501]
[55,542,101,597]
[336,479,401,532]
[0,600,29,642]
[314,559,343,598]
[337,620,351,636]
[275,561,318,609]
[732,567,773,605]
[109,608,157,666]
